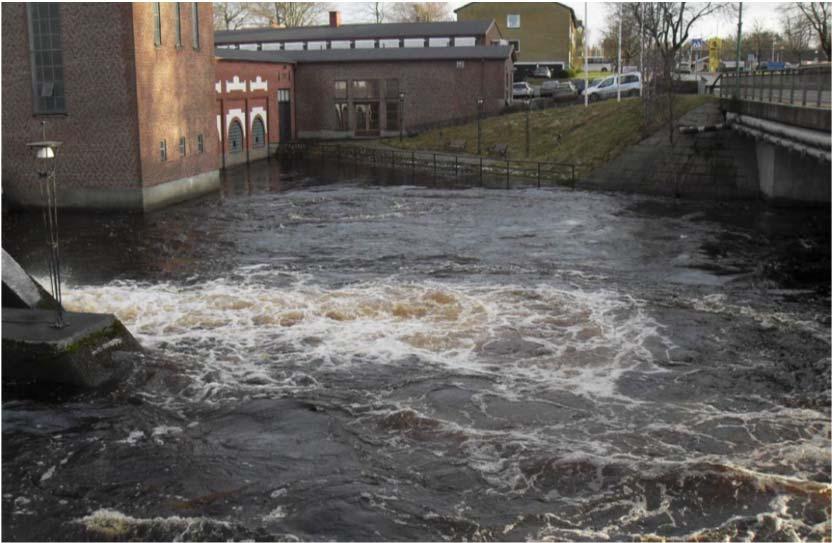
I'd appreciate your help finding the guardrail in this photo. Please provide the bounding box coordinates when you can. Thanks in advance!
[719,67,831,108]
[277,143,576,189]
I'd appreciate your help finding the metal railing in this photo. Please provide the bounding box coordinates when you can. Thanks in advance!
[719,66,831,108]
[278,143,576,188]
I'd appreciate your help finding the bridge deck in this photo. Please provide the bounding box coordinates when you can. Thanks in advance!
[719,66,830,110]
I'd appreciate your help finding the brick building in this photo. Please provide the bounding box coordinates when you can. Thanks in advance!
[216,15,513,140]
[215,58,295,168]
[1,3,220,211]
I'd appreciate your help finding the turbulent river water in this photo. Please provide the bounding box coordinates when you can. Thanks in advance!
[3,159,830,541]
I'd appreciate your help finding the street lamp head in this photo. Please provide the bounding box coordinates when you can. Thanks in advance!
[399,92,405,102]
[27,140,62,160]
[476,97,484,106]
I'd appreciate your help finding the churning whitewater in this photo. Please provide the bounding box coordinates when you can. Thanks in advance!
[3,160,830,541]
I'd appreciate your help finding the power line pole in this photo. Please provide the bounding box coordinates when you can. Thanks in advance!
[639,2,644,97]
[584,2,589,107]
[735,2,743,97]
[617,3,622,102]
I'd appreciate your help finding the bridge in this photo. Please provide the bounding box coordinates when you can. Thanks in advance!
[718,64,830,204]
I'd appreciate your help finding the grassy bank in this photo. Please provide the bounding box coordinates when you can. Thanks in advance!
[385,95,713,178]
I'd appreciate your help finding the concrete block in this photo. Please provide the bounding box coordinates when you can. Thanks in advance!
[2,249,59,311]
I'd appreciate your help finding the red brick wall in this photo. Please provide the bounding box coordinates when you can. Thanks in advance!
[215,60,295,154]
[293,58,511,138]
[1,3,142,205]
[132,2,219,188]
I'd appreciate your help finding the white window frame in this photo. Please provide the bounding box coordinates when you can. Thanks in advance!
[506,14,520,29]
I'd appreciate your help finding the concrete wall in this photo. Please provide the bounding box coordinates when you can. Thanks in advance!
[756,141,831,205]
[583,101,761,200]
[294,57,512,139]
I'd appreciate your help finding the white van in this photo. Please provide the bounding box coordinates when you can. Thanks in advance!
[583,72,642,101]
[585,56,613,72]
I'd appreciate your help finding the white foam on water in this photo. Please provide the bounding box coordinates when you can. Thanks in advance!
[117,430,145,445]
[62,270,672,404]
[75,508,231,540]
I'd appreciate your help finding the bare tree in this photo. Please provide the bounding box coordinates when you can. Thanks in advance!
[601,3,641,68]
[747,19,780,63]
[793,2,830,59]
[213,2,252,31]
[779,8,812,63]
[362,2,386,24]
[248,2,332,27]
[391,3,451,23]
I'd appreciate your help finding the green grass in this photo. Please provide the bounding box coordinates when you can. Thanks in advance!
[385,95,714,178]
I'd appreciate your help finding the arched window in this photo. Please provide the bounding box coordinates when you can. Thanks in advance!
[252,116,266,148]
[228,120,243,153]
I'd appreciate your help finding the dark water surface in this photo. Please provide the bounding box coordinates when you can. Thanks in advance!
[3,159,830,541]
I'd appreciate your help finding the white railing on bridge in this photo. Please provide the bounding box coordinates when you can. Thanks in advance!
[718,65,830,109]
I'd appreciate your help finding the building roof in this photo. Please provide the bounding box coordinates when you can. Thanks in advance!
[454,2,580,28]
[215,20,496,45]
[215,45,513,64]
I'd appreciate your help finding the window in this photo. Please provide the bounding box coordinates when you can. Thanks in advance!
[454,37,476,46]
[622,74,639,84]
[262,42,282,51]
[228,120,243,153]
[385,79,399,99]
[456,60,465,69]
[252,117,266,147]
[506,14,520,28]
[429,37,450,47]
[508,40,520,53]
[335,103,349,131]
[179,136,186,156]
[197,134,204,153]
[277,89,290,102]
[598,77,614,88]
[380,39,399,48]
[403,38,424,48]
[239,43,258,51]
[386,101,399,131]
[27,3,65,114]
[284,42,304,51]
[153,3,162,46]
[330,40,351,49]
[334,80,347,99]
[355,40,375,49]
[351,80,379,99]
[307,41,327,50]
[192,3,200,49]
[160,140,167,161]
[174,3,182,47]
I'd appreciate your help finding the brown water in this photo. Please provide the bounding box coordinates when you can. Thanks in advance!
[2,158,830,541]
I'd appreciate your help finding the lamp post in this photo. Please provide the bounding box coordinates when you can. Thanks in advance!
[476,97,484,154]
[27,125,65,328]
[399,91,405,141]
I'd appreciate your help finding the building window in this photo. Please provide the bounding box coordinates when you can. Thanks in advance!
[379,39,399,48]
[385,79,399,98]
[335,103,349,131]
[174,3,182,47]
[252,117,266,147]
[160,140,167,161]
[27,3,65,114]
[284,42,304,51]
[454,37,476,46]
[352,80,379,99]
[403,38,424,48]
[192,3,200,49]
[277,89,290,102]
[153,3,162,46]
[354,103,379,133]
[429,37,450,47]
[456,60,465,69]
[330,40,351,49]
[508,40,520,53]
[307,41,326,50]
[179,136,186,156]
[334,80,347,99]
[197,134,204,153]
[507,14,520,28]
[228,120,243,153]
[355,40,375,49]
[386,101,399,131]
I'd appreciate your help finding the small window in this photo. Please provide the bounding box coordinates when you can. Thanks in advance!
[386,101,399,131]
[454,37,476,46]
[379,39,399,48]
[192,3,200,49]
[239,43,258,51]
[277,89,290,102]
[197,134,204,153]
[508,40,520,53]
[228,120,243,153]
[179,136,186,156]
[506,14,520,28]
[307,41,327,50]
[335,102,349,131]
[153,3,162,46]
[330,40,351,49]
[355,40,375,49]
[252,117,266,148]
[334,80,347,99]
[385,79,399,99]
[456,60,465,69]
[174,3,182,47]
[160,140,167,161]
[403,38,424,48]
[429,37,450,47]
[352,80,378,99]
[284,42,304,51]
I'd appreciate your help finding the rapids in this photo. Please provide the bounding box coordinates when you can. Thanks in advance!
[2,159,830,541]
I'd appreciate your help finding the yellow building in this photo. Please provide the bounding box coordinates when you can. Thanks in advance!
[455,2,579,77]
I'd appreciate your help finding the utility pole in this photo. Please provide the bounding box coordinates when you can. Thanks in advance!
[735,2,743,97]
[617,3,622,102]
[639,2,644,97]
[584,2,589,107]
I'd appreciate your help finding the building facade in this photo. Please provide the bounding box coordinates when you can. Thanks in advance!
[1,2,220,211]
[215,59,296,168]
[455,2,579,77]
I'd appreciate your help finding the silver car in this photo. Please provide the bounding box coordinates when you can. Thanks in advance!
[512,82,534,99]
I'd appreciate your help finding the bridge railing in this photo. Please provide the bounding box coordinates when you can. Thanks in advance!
[719,65,830,109]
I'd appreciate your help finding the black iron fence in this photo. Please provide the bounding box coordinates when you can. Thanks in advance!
[277,143,576,189]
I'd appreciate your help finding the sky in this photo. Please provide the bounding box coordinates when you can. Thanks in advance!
[329,1,788,46]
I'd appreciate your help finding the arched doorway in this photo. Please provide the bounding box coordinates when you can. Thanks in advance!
[228,119,244,154]
[252,116,266,148]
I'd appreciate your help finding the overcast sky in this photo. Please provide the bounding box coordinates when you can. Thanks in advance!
[330,1,787,46]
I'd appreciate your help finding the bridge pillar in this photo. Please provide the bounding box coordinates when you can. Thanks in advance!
[756,141,831,205]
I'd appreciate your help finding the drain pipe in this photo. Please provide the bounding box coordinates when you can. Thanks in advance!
[726,112,831,152]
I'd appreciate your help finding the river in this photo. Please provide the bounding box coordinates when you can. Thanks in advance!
[2,158,830,541]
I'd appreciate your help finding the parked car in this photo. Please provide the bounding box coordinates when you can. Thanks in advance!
[583,73,642,101]
[571,78,600,93]
[533,66,552,78]
[540,80,577,98]
[512,81,534,99]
